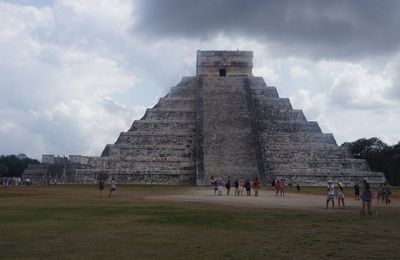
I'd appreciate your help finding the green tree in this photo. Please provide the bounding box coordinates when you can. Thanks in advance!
[0,154,40,177]
[341,138,400,185]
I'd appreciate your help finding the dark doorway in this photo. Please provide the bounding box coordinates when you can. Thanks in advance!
[219,68,226,77]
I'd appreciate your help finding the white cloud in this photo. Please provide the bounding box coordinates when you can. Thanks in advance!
[290,65,313,82]
[253,65,279,84]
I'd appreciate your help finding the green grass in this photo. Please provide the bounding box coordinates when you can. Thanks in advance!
[0,185,399,259]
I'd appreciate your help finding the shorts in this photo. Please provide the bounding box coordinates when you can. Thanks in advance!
[327,194,334,201]
[111,187,116,192]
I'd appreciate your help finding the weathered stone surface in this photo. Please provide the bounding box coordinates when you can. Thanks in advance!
[23,50,386,186]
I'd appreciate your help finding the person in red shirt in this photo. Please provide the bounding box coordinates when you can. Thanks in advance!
[275,180,280,196]
[279,179,285,197]
[253,177,261,196]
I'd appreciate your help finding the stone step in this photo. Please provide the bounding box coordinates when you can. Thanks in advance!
[74,169,196,185]
[262,143,339,150]
[258,121,321,133]
[261,133,337,145]
[129,121,196,131]
[251,87,279,98]
[254,97,293,109]
[106,146,194,157]
[266,160,370,171]
[263,148,350,158]
[116,133,195,145]
[142,109,196,121]
[256,109,306,121]
[155,98,196,110]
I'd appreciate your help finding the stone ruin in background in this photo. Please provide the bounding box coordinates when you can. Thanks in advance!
[23,50,386,186]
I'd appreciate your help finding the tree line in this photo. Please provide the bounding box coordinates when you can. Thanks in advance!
[341,137,400,186]
[0,154,40,178]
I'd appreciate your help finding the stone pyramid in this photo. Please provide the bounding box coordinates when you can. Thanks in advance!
[76,50,386,186]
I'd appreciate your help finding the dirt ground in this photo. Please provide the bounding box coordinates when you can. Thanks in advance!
[152,187,399,212]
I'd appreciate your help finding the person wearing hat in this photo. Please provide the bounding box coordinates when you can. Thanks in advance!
[326,180,335,209]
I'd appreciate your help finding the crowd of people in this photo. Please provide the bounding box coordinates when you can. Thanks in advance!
[1,176,32,186]
[326,180,393,215]
[209,175,393,215]
[210,176,261,196]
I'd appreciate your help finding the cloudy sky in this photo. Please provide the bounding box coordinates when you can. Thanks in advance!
[1,0,400,159]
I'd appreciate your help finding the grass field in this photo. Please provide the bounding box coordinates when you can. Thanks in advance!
[0,185,399,259]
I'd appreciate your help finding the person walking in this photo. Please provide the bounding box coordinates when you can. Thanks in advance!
[109,177,117,198]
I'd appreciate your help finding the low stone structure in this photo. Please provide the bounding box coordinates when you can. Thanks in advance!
[23,50,386,186]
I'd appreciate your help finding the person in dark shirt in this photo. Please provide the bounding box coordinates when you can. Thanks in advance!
[245,179,251,196]
[353,184,360,200]
[233,179,240,196]
[98,177,105,198]
[225,176,231,196]
[361,180,372,215]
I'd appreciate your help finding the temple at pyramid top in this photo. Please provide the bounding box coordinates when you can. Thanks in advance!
[196,50,253,77]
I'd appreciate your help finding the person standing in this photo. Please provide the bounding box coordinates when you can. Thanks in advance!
[98,177,105,198]
[279,179,285,197]
[361,180,372,215]
[337,184,345,209]
[225,176,231,196]
[353,183,360,200]
[383,182,392,205]
[274,180,280,196]
[233,179,240,196]
[245,179,251,196]
[253,177,260,197]
[217,178,224,196]
[239,179,244,195]
[109,177,117,198]
[211,176,217,195]
[326,181,335,209]
[377,183,384,203]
